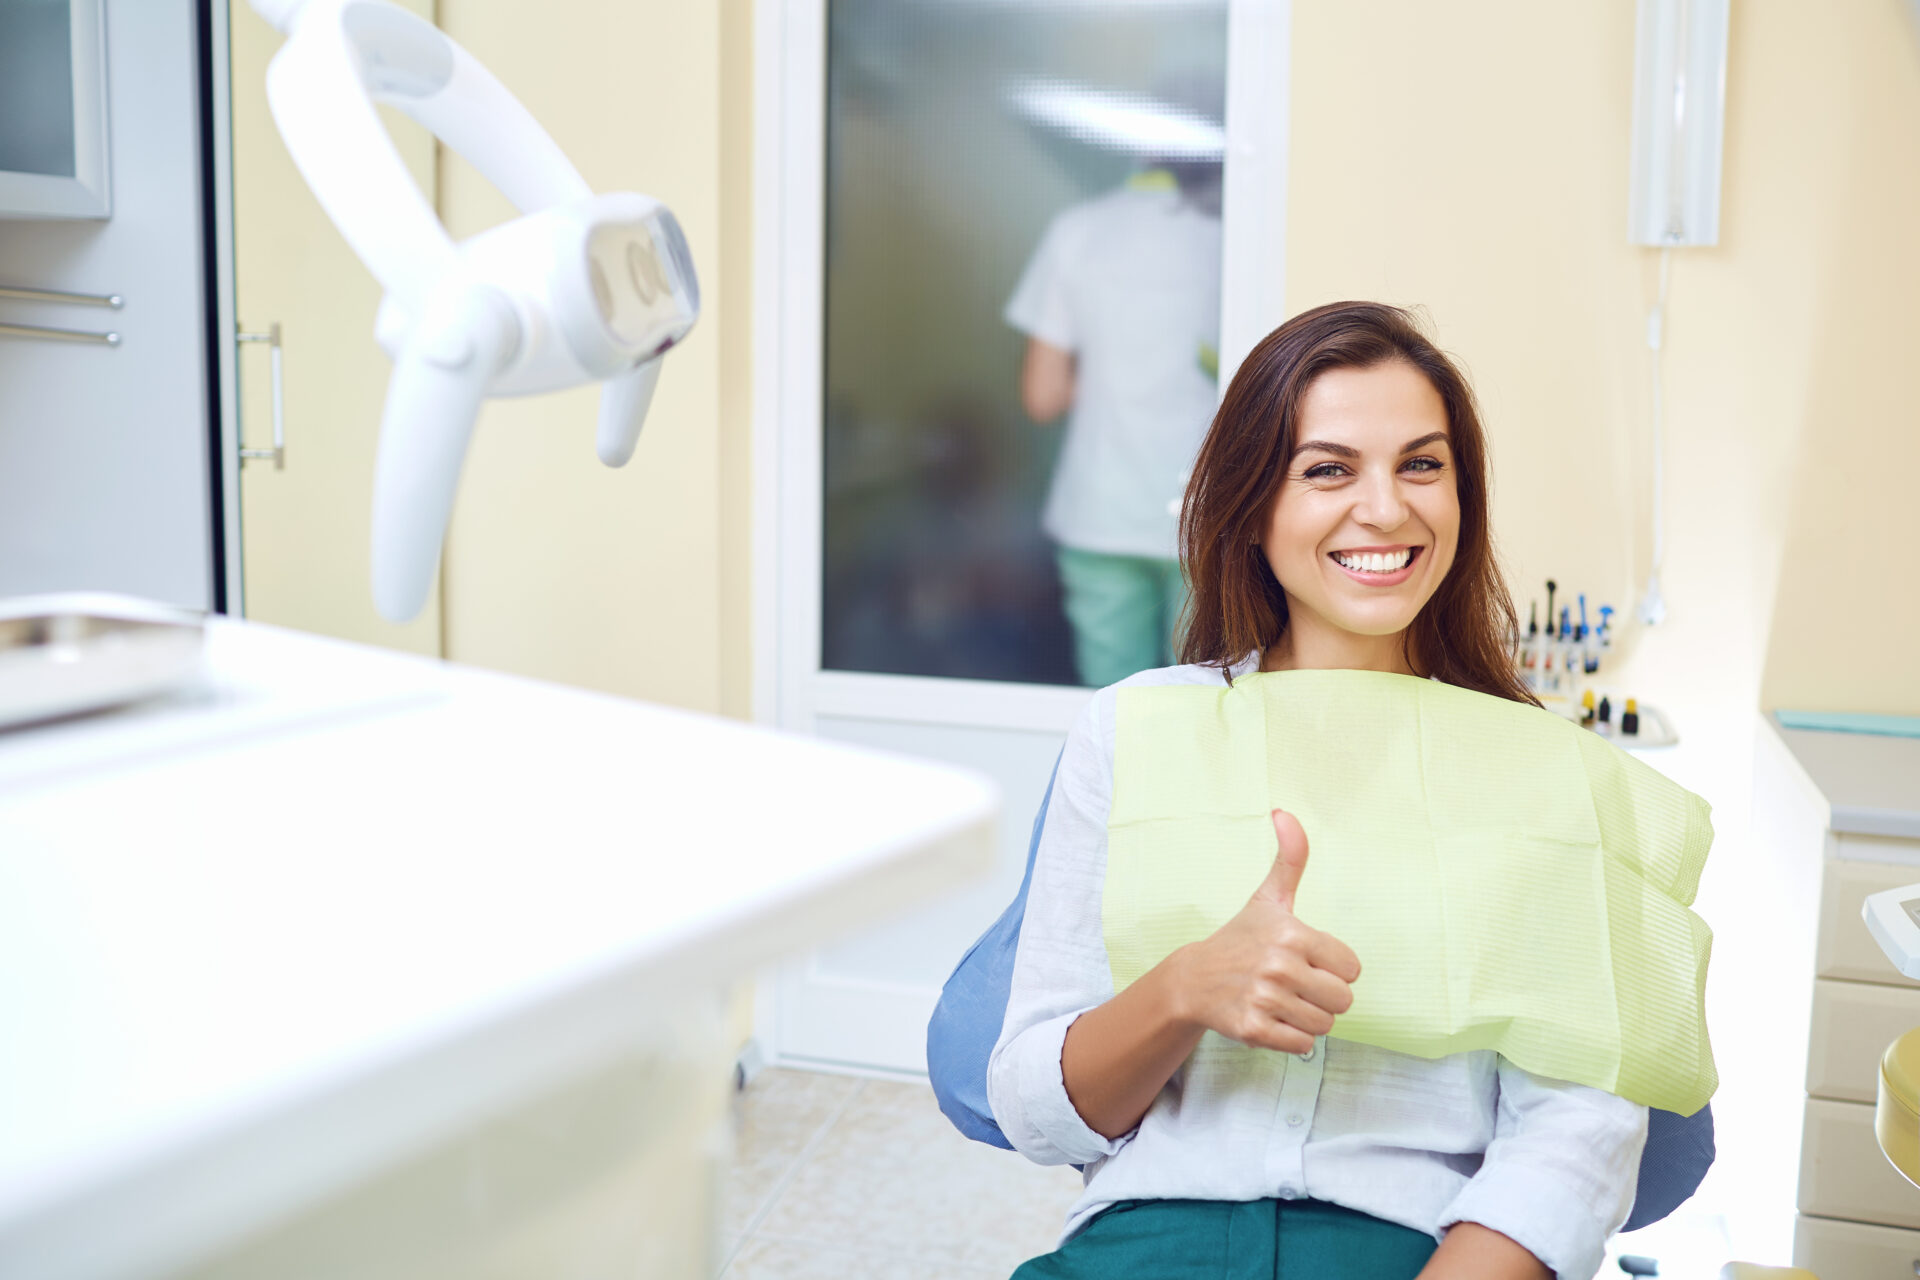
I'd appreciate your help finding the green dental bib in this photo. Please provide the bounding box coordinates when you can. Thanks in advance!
[1105,669,1716,1116]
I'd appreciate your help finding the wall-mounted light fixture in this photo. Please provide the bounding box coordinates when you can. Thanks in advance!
[1626,0,1729,629]
[1628,0,1730,247]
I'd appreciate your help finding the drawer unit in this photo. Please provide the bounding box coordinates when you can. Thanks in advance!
[1773,723,1920,1271]
[1793,1213,1920,1277]
[1808,979,1920,1104]
[1798,1097,1920,1230]
[1819,859,1920,987]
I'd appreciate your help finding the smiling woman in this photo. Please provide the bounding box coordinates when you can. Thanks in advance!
[1179,301,1535,704]
[968,302,1717,1280]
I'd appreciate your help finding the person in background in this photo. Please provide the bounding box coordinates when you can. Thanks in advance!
[1006,142,1223,688]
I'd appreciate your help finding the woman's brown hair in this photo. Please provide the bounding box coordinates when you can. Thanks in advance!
[1177,301,1538,707]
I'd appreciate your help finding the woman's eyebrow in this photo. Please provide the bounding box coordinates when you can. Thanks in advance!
[1293,432,1450,460]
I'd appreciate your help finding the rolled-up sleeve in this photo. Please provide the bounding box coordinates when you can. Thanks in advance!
[985,689,1128,1167]
[1435,1059,1649,1280]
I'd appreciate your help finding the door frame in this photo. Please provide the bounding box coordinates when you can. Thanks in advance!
[749,0,1292,1066]
[205,0,245,616]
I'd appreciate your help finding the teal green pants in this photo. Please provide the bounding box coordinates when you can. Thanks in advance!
[1010,1199,1438,1280]
[1055,546,1189,688]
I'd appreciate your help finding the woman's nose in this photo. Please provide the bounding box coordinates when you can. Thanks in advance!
[1352,468,1409,530]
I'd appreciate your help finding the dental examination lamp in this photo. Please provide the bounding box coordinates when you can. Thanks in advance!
[249,0,700,621]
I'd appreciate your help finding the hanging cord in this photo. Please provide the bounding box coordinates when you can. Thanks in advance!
[1638,246,1672,626]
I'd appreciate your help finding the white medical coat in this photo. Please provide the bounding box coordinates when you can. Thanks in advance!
[1004,182,1222,560]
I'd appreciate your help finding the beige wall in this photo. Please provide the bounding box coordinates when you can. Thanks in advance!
[1751,2,1920,716]
[435,0,754,719]
[1288,0,1920,721]
[1288,0,1920,1254]
[230,0,444,657]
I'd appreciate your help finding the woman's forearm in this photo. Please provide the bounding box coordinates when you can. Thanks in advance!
[1059,948,1206,1140]
[1416,1222,1550,1280]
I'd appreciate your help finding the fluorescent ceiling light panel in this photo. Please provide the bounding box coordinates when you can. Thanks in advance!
[1006,79,1225,161]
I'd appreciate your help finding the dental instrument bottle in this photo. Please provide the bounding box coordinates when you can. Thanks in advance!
[1559,606,1574,696]
[1544,581,1560,693]
[1622,698,1640,737]
[1522,602,1540,687]
[1580,688,1597,727]
[1578,596,1600,673]
[1598,694,1613,737]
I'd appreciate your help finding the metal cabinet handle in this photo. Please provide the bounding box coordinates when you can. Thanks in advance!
[0,321,120,346]
[0,284,122,308]
[237,323,284,470]
[0,284,123,346]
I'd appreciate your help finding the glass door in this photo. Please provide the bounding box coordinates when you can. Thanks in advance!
[758,0,1288,1072]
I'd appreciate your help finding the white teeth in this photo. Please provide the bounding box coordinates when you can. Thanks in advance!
[1335,549,1412,573]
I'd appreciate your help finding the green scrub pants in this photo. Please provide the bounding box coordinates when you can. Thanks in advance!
[1010,1198,1438,1280]
[1055,546,1189,689]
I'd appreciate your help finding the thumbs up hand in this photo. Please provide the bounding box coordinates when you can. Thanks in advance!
[1166,809,1362,1055]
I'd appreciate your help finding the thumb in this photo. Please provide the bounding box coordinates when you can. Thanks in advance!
[1252,808,1311,913]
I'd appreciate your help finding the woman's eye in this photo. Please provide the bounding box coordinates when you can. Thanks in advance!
[1302,458,1442,480]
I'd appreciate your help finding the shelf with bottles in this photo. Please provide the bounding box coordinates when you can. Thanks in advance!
[1549,687,1679,748]
[1511,578,1612,697]
[1509,578,1677,747]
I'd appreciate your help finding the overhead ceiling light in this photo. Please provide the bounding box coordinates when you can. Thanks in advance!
[1005,78,1224,161]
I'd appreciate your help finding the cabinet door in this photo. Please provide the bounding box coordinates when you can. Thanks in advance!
[227,0,442,654]
[0,0,214,608]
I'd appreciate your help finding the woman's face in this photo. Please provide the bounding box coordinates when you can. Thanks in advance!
[1260,359,1460,649]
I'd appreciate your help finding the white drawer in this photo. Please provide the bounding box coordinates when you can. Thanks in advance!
[1821,859,1920,987]
[1793,1212,1920,1277]
[1809,979,1920,1104]
[1799,1097,1920,1230]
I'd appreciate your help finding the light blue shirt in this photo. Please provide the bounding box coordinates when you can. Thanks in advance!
[986,659,1648,1280]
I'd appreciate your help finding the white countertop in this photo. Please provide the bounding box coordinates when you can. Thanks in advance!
[0,620,998,1280]
[1768,713,1920,841]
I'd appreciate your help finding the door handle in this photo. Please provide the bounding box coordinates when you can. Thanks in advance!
[237,323,284,469]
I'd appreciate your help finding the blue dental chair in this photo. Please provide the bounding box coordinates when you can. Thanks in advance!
[925,755,1716,1233]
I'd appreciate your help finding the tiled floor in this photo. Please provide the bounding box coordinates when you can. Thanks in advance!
[718,1067,1084,1279]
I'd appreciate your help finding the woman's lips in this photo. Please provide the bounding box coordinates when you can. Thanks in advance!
[1328,546,1422,587]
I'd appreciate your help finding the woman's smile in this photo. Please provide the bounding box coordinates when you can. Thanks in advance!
[1327,544,1424,586]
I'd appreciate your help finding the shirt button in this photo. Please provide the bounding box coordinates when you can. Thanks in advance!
[1286,1113,1304,1127]
[1277,1183,1298,1198]
[1300,1044,1316,1062]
